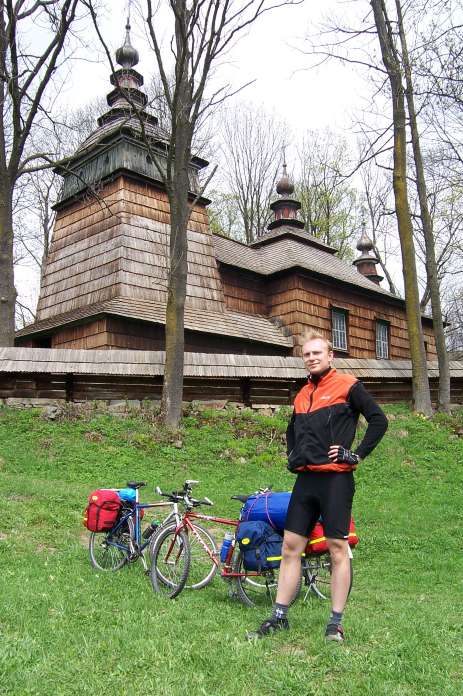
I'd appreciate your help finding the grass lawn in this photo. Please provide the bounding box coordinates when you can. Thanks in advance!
[0,402,462,696]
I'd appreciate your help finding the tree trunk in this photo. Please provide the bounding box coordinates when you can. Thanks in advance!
[0,174,16,345]
[371,0,432,415]
[0,8,14,345]
[161,145,191,430]
[396,0,451,411]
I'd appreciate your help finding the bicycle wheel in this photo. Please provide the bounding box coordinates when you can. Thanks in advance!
[150,525,191,599]
[302,553,353,600]
[184,524,218,590]
[89,521,131,572]
[233,550,301,608]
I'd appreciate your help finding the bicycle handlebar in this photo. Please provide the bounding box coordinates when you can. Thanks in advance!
[154,482,214,508]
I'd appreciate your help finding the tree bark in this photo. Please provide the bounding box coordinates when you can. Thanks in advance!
[371,0,432,415]
[0,6,14,344]
[160,1,193,430]
[395,0,450,411]
[0,0,77,344]
[161,150,191,429]
[0,173,16,345]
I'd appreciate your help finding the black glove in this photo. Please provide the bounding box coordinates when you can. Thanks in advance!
[336,447,360,466]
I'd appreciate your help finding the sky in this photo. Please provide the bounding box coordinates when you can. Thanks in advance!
[67,0,368,136]
[16,0,391,318]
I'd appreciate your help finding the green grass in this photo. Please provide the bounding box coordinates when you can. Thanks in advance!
[0,403,462,696]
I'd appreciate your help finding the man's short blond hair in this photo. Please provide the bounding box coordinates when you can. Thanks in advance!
[302,330,333,353]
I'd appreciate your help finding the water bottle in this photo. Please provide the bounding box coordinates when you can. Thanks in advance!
[220,532,234,562]
[142,520,159,540]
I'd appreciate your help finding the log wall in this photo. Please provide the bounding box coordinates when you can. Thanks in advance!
[1,372,462,405]
[47,317,288,355]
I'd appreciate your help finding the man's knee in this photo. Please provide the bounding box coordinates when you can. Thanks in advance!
[327,538,349,563]
[282,531,307,559]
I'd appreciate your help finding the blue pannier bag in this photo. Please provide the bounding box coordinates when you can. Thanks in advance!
[240,492,291,533]
[236,520,283,571]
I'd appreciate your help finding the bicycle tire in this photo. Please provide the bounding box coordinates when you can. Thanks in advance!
[88,519,132,572]
[149,525,191,599]
[184,524,218,590]
[232,550,301,608]
[148,522,218,590]
[302,553,353,600]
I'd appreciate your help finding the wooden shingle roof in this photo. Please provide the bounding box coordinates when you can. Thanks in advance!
[16,297,293,348]
[2,348,462,379]
[251,226,337,254]
[214,234,398,300]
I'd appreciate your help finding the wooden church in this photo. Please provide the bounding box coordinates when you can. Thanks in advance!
[15,23,437,365]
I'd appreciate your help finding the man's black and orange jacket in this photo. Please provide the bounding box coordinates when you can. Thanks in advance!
[286,368,388,473]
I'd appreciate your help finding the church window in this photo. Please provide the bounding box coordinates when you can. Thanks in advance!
[376,321,389,359]
[332,308,348,351]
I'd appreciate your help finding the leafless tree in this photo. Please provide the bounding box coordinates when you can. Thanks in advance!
[302,2,433,413]
[370,0,432,415]
[12,95,106,323]
[207,188,244,240]
[444,286,463,351]
[358,144,399,295]
[211,102,286,243]
[140,0,302,430]
[392,0,450,410]
[412,161,463,312]
[0,0,80,346]
[297,129,360,259]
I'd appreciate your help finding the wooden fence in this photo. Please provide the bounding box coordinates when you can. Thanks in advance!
[1,371,462,406]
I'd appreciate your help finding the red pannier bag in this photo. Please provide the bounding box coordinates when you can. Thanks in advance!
[83,489,121,532]
[305,517,358,555]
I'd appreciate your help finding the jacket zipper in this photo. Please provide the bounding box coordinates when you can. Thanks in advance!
[307,383,318,413]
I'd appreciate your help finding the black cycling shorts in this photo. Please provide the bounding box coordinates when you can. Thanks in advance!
[284,471,355,540]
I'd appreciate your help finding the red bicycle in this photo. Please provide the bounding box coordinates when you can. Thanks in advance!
[149,481,334,606]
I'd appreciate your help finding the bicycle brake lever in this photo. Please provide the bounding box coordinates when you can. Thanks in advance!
[155,486,163,496]
[203,497,213,506]
[185,479,199,487]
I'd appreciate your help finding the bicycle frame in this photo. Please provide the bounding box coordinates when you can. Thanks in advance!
[175,511,271,579]
[106,490,173,557]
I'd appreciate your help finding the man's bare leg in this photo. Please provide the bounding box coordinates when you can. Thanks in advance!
[325,538,351,641]
[246,530,306,639]
[275,530,307,605]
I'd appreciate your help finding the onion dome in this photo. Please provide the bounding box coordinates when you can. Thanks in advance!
[115,18,139,69]
[356,226,375,254]
[353,220,383,285]
[276,162,295,196]
[262,160,304,234]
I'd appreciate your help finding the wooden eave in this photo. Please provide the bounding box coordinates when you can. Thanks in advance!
[2,348,462,380]
[15,298,293,349]
[250,228,337,254]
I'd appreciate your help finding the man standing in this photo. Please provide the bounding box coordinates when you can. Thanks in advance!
[247,332,388,642]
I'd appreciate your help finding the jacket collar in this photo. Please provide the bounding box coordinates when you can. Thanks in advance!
[308,366,336,386]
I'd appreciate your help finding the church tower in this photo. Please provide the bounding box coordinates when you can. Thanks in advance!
[17,21,233,350]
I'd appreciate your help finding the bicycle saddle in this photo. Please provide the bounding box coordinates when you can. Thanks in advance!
[126,481,147,489]
[231,495,249,503]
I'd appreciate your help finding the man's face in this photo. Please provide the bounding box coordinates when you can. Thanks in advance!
[302,339,333,375]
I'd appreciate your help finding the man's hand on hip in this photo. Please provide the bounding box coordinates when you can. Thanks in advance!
[328,445,360,466]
